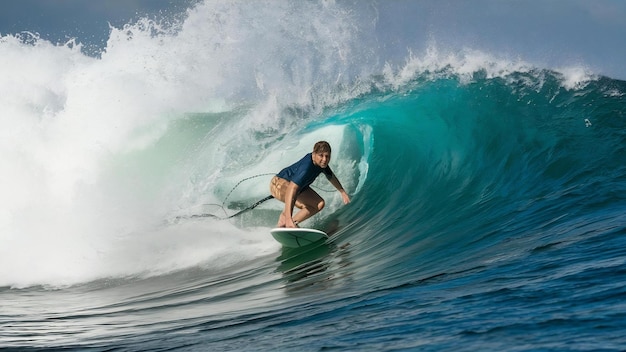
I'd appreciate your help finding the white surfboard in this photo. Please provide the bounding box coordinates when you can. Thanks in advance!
[270,228,328,248]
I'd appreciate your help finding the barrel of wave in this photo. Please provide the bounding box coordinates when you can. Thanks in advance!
[209,124,371,229]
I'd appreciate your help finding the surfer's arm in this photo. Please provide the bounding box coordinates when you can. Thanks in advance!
[284,181,299,228]
[328,174,350,204]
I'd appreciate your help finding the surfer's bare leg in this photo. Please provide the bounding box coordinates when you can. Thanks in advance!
[292,188,325,224]
[271,176,289,227]
[277,212,287,227]
[270,177,324,227]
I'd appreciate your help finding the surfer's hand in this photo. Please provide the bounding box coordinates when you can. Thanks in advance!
[340,190,351,204]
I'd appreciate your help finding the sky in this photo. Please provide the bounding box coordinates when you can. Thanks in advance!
[1,0,625,80]
[0,0,194,54]
[375,0,626,80]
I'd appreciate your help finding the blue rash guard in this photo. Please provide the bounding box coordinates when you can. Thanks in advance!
[276,153,333,192]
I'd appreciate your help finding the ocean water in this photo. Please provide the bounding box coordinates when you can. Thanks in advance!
[1,1,626,351]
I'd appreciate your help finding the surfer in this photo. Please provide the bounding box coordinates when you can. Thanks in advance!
[270,141,350,228]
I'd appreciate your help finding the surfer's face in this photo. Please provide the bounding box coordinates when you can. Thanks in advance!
[313,151,330,168]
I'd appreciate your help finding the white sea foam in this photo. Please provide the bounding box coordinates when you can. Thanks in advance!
[382,44,596,91]
[0,1,373,287]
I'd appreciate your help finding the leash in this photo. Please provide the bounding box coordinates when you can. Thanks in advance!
[194,195,274,220]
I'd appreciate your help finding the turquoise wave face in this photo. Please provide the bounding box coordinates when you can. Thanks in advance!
[323,71,626,289]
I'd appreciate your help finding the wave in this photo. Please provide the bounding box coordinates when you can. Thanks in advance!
[334,70,626,290]
[1,0,624,290]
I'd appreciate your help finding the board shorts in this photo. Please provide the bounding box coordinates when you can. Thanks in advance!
[270,176,316,202]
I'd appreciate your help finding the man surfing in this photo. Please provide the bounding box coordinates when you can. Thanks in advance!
[270,141,350,228]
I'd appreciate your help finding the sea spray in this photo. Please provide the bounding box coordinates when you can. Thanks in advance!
[0,0,373,287]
